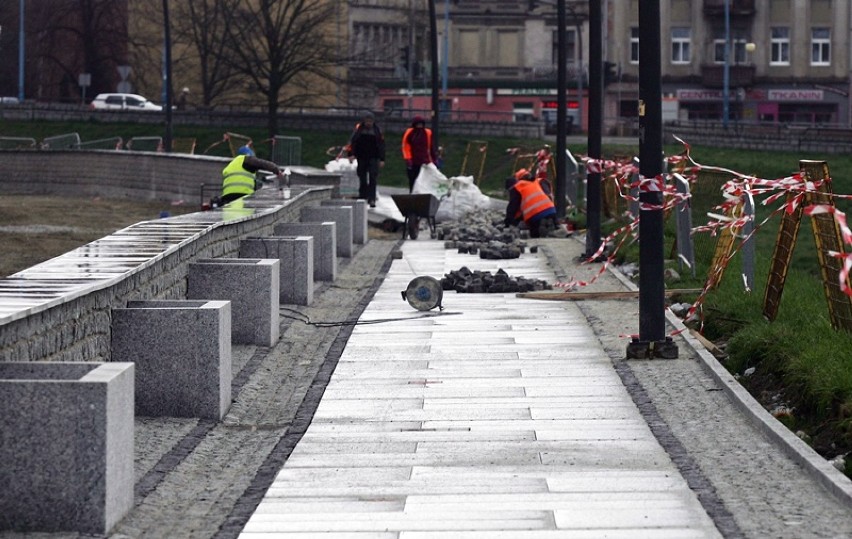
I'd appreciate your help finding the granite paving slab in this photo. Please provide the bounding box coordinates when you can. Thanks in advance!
[241,239,723,538]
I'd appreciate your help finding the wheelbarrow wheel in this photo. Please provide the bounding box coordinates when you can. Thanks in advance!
[407,214,420,240]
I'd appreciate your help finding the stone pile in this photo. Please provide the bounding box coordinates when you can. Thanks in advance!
[441,266,552,294]
[436,208,569,260]
[437,209,527,260]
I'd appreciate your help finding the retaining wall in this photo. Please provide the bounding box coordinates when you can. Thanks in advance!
[0,151,336,364]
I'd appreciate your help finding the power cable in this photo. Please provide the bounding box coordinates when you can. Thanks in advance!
[279,306,460,328]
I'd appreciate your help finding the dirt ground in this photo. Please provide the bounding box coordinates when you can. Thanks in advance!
[0,195,199,278]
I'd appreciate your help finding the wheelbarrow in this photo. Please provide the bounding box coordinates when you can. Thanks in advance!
[390,194,440,240]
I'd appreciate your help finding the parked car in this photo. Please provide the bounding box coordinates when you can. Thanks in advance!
[89,93,163,112]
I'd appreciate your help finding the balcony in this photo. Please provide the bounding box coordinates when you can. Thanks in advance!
[703,0,755,17]
[701,64,756,88]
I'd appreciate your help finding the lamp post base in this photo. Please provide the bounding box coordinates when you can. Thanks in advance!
[626,336,679,359]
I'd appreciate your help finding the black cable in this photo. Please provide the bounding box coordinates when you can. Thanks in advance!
[278,306,460,327]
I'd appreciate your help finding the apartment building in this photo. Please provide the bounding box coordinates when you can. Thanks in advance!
[355,0,851,131]
[611,0,851,126]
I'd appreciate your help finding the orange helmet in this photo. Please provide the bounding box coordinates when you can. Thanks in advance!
[514,168,531,181]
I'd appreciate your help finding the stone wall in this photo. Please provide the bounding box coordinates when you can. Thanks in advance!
[0,150,342,205]
[0,150,337,363]
[0,189,328,364]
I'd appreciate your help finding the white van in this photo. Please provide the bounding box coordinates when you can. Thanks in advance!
[89,93,162,112]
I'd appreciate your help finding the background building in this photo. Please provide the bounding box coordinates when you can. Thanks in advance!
[361,0,851,132]
[2,0,849,133]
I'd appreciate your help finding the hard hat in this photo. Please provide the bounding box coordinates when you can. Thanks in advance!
[514,168,531,181]
[236,145,254,157]
[181,87,189,93]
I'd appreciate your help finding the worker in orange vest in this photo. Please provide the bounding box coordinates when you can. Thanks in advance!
[504,168,557,238]
[401,115,436,192]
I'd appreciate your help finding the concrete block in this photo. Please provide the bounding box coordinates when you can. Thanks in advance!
[0,362,134,534]
[111,300,232,420]
[239,237,314,305]
[273,222,337,282]
[187,258,280,346]
[321,199,368,244]
[301,206,353,258]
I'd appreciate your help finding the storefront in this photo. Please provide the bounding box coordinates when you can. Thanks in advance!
[377,86,586,130]
[673,85,848,126]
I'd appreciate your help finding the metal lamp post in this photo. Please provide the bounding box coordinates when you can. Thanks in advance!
[18,0,24,101]
[722,0,730,129]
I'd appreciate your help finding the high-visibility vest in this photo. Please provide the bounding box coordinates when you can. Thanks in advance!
[401,127,432,163]
[514,178,555,222]
[222,155,256,198]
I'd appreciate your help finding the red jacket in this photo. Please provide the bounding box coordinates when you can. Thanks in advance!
[401,127,433,166]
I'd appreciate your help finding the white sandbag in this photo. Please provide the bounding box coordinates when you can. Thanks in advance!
[435,175,491,222]
[412,163,451,199]
[412,164,490,222]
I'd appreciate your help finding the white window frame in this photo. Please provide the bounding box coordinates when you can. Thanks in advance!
[770,27,790,66]
[671,27,691,65]
[713,38,748,64]
[811,27,830,66]
[630,27,639,64]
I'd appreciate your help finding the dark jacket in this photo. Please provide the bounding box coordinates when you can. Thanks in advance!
[348,122,386,161]
[240,155,280,175]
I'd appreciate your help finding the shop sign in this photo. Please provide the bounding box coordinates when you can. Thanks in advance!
[496,88,558,96]
[767,89,824,101]
[677,89,725,101]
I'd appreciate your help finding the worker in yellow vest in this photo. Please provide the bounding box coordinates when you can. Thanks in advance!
[504,168,557,238]
[220,147,284,205]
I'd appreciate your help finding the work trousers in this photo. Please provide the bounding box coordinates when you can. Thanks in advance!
[357,157,381,202]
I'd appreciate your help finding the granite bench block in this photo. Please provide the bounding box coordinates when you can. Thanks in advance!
[273,222,337,282]
[187,258,280,346]
[111,300,231,420]
[239,237,314,306]
[300,206,353,258]
[321,199,368,244]
[0,362,134,535]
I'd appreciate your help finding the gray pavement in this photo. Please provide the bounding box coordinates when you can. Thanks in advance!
[4,232,852,538]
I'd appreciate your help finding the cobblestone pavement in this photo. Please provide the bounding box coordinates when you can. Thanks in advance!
[3,233,852,538]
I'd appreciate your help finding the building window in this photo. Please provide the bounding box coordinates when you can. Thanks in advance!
[551,28,578,67]
[671,27,691,64]
[630,27,639,64]
[811,27,830,65]
[513,102,535,122]
[713,38,748,64]
[770,27,790,65]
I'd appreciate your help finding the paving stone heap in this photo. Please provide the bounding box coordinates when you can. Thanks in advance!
[437,209,526,259]
[436,208,568,260]
[440,266,552,293]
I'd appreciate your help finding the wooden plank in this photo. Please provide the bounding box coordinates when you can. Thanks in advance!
[516,289,703,301]
[688,328,728,360]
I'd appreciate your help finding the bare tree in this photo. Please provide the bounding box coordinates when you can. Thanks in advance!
[170,0,242,109]
[228,0,342,136]
[27,0,127,101]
